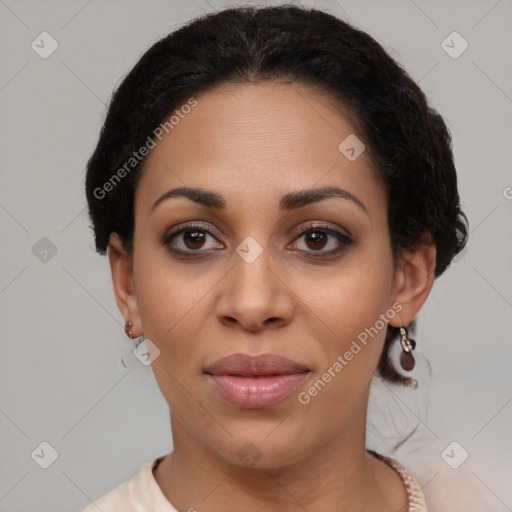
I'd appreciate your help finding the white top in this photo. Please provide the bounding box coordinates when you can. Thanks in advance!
[80,453,428,512]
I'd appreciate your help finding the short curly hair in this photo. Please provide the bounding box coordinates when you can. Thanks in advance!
[85,4,468,386]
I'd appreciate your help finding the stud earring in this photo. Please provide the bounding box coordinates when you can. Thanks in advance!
[124,320,133,339]
[399,326,416,371]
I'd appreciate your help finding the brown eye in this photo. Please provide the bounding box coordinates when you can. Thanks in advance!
[182,229,207,250]
[290,224,353,259]
[162,221,353,260]
[162,222,223,257]
[304,230,328,251]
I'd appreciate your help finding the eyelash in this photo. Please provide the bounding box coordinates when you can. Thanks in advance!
[161,221,353,260]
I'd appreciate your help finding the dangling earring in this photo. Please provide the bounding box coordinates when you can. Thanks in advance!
[124,320,133,339]
[399,326,416,371]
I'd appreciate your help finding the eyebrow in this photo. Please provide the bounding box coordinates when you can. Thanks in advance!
[151,185,368,215]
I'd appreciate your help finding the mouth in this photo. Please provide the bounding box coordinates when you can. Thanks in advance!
[204,353,311,408]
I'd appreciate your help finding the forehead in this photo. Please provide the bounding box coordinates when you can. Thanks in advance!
[135,81,386,219]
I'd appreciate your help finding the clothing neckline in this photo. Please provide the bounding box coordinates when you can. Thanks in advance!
[367,450,427,511]
[149,451,427,512]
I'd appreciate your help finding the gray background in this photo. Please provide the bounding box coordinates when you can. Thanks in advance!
[1,0,511,511]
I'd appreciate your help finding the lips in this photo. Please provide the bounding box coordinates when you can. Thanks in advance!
[204,353,310,408]
[204,353,310,376]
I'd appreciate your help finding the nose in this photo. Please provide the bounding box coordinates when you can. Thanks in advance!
[215,242,294,333]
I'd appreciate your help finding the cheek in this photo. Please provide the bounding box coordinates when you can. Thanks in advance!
[296,281,393,420]
[137,274,208,357]
[308,255,394,330]
[133,257,212,415]
[300,249,395,374]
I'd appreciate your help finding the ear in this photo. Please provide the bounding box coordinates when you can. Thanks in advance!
[389,232,437,328]
[107,232,142,337]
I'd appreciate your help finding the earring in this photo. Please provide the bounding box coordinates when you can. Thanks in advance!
[399,326,416,371]
[124,320,133,339]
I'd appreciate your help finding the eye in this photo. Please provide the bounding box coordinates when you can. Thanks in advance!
[162,221,223,257]
[162,221,353,260]
[289,223,353,258]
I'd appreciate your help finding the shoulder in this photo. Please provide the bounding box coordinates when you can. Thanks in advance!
[368,450,429,512]
[79,465,145,512]
[382,455,429,512]
[80,456,174,512]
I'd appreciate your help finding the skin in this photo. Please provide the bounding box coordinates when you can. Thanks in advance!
[108,81,436,512]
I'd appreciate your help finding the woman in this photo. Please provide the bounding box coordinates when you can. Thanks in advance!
[82,5,468,511]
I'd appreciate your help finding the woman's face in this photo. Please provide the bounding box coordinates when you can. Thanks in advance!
[111,81,432,469]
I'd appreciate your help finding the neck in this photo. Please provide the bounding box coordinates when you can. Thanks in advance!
[153,409,408,512]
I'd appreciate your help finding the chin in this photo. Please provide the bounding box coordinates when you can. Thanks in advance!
[209,428,314,471]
